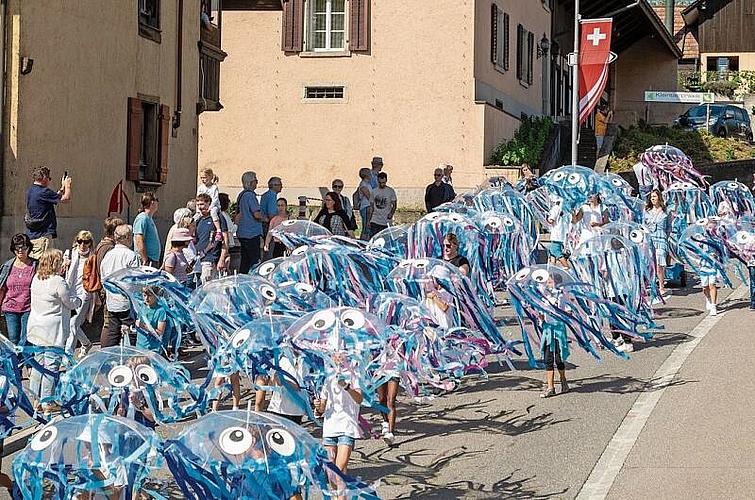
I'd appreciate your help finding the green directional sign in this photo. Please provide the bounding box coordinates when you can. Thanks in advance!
[644,91,715,103]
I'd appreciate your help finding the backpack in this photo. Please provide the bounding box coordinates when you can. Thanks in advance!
[352,188,361,211]
[82,240,112,293]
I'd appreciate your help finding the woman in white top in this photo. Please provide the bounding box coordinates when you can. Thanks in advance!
[62,230,95,357]
[27,249,82,414]
[574,194,609,247]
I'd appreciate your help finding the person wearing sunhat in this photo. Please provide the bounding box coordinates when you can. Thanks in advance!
[162,228,194,286]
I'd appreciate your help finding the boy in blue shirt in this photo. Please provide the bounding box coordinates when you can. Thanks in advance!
[135,286,170,355]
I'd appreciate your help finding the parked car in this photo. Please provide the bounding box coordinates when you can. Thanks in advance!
[674,104,753,141]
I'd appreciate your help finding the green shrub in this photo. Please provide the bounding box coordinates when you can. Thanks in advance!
[489,115,554,166]
[608,123,755,171]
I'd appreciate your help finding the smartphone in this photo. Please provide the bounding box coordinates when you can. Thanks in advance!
[63,170,69,180]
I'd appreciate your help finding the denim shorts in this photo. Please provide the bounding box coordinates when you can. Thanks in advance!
[322,435,356,447]
[700,273,718,287]
[549,241,565,259]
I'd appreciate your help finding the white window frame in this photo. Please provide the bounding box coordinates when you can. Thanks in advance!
[306,0,348,52]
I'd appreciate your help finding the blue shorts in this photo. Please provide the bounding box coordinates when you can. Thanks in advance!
[549,241,565,259]
[323,435,356,447]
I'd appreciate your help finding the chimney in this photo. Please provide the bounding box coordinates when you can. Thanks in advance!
[665,0,675,34]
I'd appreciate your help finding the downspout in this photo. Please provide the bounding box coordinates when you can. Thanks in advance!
[172,0,183,136]
[665,0,675,35]
[0,0,8,235]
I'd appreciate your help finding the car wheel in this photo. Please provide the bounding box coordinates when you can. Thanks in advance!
[747,132,753,142]
[717,128,727,138]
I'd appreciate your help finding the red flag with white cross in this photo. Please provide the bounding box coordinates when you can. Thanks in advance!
[578,18,613,124]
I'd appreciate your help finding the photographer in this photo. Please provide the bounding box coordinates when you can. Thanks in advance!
[25,166,72,258]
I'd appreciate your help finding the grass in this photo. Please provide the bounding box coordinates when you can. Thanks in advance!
[609,123,755,172]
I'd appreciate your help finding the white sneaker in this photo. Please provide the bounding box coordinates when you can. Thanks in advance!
[612,338,624,348]
[705,300,712,310]
[623,343,634,353]
[709,306,718,316]
[380,422,389,436]
[383,431,395,446]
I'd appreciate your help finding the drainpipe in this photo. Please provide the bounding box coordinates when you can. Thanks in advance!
[0,0,7,233]
[172,0,183,136]
[665,0,675,35]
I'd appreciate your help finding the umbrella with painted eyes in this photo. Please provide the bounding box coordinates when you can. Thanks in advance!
[365,292,489,396]
[385,258,520,361]
[641,144,708,190]
[102,265,193,354]
[570,233,661,334]
[663,181,716,260]
[189,274,280,350]
[540,165,606,213]
[257,244,397,308]
[600,173,644,222]
[269,218,333,250]
[506,265,636,369]
[0,334,42,437]
[710,180,755,218]
[367,224,409,258]
[432,200,480,218]
[471,185,539,246]
[603,221,661,299]
[164,410,381,500]
[12,413,161,500]
[408,211,494,307]
[254,254,311,286]
[717,219,755,267]
[270,280,334,315]
[676,217,738,287]
[473,210,535,291]
[285,307,390,407]
[56,346,201,422]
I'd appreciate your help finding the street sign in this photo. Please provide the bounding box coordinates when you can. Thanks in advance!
[644,91,714,103]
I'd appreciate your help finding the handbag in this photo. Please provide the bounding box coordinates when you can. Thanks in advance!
[24,213,48,233]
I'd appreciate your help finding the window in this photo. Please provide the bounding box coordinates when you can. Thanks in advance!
[490,4,509,72]
[516,24,534,86]
[309,0,346,51]
[199,43,227,112]
[304,86,345,99]
[127,98,170,184]
[201,0,220,27]
[138,0,161,42]
[281,0,369,53]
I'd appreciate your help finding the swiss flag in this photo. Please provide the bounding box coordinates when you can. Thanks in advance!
[578,18,613,124]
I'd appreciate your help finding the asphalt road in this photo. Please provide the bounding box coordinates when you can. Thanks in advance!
[0,276,742,499]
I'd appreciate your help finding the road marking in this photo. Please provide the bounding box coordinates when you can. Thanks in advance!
[576,285,748,500]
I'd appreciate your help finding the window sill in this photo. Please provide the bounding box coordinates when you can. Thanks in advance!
[519,79,531,89]
[139,23,162,44]
[494,64,507,75]
[197,99,224,114]
[133,180,164,192]
[299,50,352,58]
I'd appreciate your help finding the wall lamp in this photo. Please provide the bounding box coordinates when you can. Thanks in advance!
[20,57,34,75]
[536,34,550,59]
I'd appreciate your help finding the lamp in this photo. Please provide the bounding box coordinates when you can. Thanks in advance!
[536,34,550,59]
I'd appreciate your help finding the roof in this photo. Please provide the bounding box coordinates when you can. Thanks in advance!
[576,0,683,58]
[651,5,699,59]
[681,0,734,27]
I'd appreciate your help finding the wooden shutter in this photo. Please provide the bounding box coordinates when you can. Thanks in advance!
[158,104,170,184]
[527,31,534,84]
[281,0,305,52]
[349,0,369,51]
[516,24,523,80]
[503,13,510,70]
[126,97,142,182]
[491,4,498,64]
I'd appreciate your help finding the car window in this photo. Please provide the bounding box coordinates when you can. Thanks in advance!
[688,106,707,118]
[708,105,725,117]
[735,108,746,121]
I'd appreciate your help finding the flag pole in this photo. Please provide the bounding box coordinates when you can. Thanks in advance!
[571,0,580,165]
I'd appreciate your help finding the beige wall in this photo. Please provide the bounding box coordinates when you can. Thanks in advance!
[613,36,680,127]
[200,1,550,208]
[2,0,201,245]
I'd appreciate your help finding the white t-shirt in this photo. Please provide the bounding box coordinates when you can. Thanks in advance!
[578,203,605,245]
[320,377,362,439]
[548,200,569,242]
[197,183,221,212]
[370,186,397,226]
[268,356,307,417]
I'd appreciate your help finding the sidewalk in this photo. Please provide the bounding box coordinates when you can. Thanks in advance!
[585,285,755,499]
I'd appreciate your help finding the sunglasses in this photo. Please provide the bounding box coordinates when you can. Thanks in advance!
[77,240,92,244]
[13,246,28,252]
[444,243,454,248]
[332,185,344,189]
[434,174,442,177]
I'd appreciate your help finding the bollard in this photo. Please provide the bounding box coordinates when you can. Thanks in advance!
[298,196,307,220]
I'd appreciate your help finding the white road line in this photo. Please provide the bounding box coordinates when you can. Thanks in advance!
[576,285,749,500]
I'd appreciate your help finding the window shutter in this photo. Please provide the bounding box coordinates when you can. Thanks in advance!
[281,0,304,52]
[158,104,170,184]
[516,24,523,80]
[503,13,510,70]
[491,4,498,64]
[349,0,369,51]
[126,97,142,182]
[527,31,534,84]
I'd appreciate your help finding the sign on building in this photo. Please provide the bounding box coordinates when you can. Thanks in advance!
[644,91,714,104]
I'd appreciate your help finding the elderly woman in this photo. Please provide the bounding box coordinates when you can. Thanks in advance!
[26,249,82,415]
[63,230,95,357]
[0,234,37,348]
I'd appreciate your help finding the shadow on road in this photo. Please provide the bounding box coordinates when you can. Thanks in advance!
[571,372,695,394]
